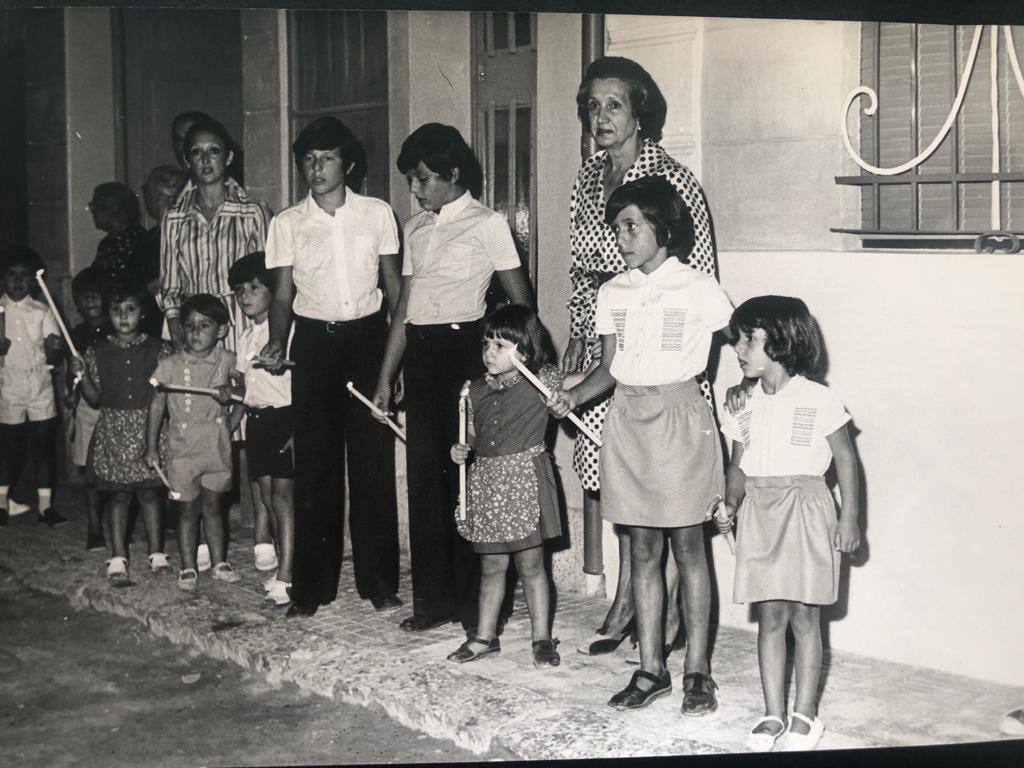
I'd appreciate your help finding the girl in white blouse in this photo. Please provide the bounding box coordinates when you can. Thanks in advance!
[715,296,861,753]
[548,176,733,715]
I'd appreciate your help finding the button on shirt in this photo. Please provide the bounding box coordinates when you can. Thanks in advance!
[718,375,851,477]
[403,191,520,325]
[595,258,733,386]
[265,190,399,322]
[0,295,59,370]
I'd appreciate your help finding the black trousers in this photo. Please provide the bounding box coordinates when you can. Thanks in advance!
[403,322,484,629]
[290,311,399,605]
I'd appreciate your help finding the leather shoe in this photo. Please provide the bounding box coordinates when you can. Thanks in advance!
[609,669,672,710]
[681,671,719,716]
[39,508,67,527]
[400,613,455,632]
[532,639,561,667]
[370,594,403,611]
[286,601,319,618]
[446,635,500,663]
[0,508,8,527]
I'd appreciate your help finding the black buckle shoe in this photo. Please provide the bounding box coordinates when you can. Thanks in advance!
[681,671,719,716]
[608,669,672,710]
[532,639,561,667]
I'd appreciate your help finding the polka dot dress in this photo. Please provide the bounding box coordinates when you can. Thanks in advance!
[567,139,719,492]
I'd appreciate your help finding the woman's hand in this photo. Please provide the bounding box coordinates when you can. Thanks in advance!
[561,338,586,374]
[167,317,185,349]
[450,442,471,465]
[834,518,861,553]
[546,388,578,418]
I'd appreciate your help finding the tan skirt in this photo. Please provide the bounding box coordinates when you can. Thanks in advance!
[600,379,724,528]
[733,475,840,606]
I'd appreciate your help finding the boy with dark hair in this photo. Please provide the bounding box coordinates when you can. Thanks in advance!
[260,116,402,616]
[229,251,294,604]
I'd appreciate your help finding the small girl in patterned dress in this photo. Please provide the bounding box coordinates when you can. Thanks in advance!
[447,305,573,669]
[70,282,172,583]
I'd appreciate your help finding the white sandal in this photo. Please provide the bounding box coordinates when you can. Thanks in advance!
[778,711,825,751]
[105,556,128,582]
[148,552,172,574]
[177,568,198,591]
[253,543,278,572]
[265,580,291,606]
[745,715,786,752]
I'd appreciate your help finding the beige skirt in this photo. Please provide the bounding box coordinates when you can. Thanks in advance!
[600,379,724,528]
[733,475,840,606]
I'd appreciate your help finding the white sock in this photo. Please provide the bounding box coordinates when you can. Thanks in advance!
[38,488,52,511]
[0,485,8,509]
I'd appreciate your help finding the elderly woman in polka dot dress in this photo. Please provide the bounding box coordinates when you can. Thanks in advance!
[565,56,719,685]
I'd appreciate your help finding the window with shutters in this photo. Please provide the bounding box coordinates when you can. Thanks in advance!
[836,23,1024,251]
[288,10,389,201]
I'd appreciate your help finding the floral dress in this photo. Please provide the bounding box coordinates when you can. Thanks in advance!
[85,335,171,491]
[459,365,564,554]
[567,139,718,491]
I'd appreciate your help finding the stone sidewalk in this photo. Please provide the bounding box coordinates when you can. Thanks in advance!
[1,507,1021,761]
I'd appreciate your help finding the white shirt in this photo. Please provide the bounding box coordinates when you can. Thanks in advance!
[718,375,851,477]
[0,294,59,370]
[403,191,521,325]
[235,320,293,409]
[266,190,400,322]
[595,258,733,386]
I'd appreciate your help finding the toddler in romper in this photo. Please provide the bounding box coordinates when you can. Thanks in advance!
[715,295,860,752]
[145,294,242,591]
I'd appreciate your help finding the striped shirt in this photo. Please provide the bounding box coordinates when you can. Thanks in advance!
[402,191,520,325]
[160,178,271,317]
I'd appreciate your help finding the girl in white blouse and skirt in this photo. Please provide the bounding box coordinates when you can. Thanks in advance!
[548,175,733,714]
[715,296,861,752]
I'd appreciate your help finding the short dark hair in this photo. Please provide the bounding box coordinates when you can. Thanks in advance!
[180,293,230,327]
[576,56,667,143]
[172,111,213,133]
[183,118,235,162]
[482,304,553,374]
[71,266,108,299]
[605,175,695,262]
[103,280,152,316]
[91,182,141,227]
[292,116,368,193]
[1,245,44,275]
[228,251,273,290]
[730,296,824,378]
[396,123,483,199]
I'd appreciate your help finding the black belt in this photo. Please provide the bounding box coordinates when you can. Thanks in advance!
[406,319,480,340]
[295,310,383,334]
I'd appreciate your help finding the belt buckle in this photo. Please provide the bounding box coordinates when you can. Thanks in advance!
[325,321,340,334]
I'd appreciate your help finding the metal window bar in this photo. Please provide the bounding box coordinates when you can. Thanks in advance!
[840,22,1023,237]
[508,99,517,232]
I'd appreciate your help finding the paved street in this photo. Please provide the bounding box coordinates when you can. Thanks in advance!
[0,571,481,767]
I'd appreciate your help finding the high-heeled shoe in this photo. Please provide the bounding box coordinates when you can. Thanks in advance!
[577,618,635,655]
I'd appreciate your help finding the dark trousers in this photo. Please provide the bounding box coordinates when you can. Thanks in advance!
[0,417,56,491]
[404,322,484,629]
[290,311,399,605]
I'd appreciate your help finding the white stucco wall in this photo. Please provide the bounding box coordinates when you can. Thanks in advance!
[694,18,1023,686]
